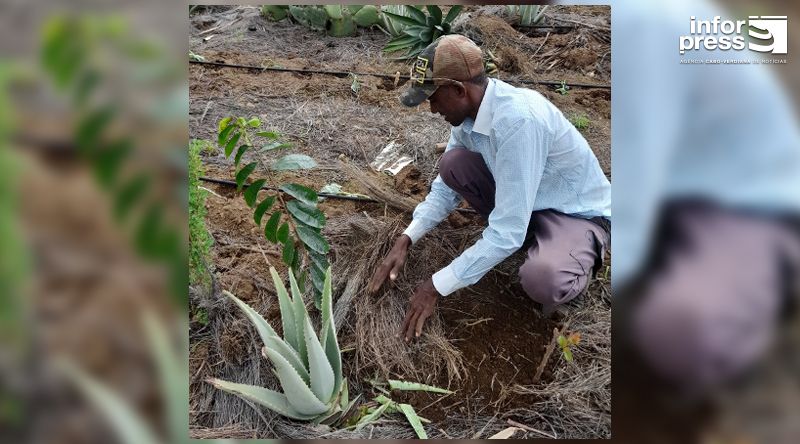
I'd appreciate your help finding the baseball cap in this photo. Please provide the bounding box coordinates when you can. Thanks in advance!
[399,35,485,107]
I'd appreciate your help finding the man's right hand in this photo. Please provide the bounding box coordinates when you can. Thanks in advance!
[368,234,412,294]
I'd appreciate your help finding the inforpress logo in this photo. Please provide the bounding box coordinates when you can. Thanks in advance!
[748,16,787,54]
[679,15,788,55]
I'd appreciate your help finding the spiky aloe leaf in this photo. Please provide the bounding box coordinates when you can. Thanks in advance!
[207,378,318,421]
[269,267,301,354]
[303,313,335,403]
[319,268,342,398]
[262,346,328,416]
[289,270,309,368]
[398,403,428,439]
[387,379,453,394]
[58,360,161,444]
[355,401,391,430]
[223,291,309,383]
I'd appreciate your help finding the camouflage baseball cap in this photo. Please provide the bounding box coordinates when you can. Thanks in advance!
[399,35,485,107]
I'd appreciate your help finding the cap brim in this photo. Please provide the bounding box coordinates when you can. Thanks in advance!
[399,83,438,107]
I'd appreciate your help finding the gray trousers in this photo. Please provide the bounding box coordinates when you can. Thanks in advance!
[439,148,610,311]
[630,202,800,389]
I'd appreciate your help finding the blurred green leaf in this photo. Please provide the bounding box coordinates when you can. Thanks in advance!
[113,174,150,221]
[93,138,132,187]
[77,106,115,154]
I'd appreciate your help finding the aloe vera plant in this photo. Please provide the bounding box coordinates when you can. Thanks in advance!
[208,267,356,424]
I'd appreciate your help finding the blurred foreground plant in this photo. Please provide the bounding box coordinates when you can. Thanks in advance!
[39,15,187,307]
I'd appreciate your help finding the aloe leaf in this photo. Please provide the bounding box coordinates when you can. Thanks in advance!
[398,403,428,439]
[289,270,309,368]
[304,314,335,403]
[320,268,342,397]
[58,360,161,444]
[222,291,309,382]
[355,400,391,430]
[387,379,453,394]
[269,267,300,354]
[263,346,328,415]
[207,378,318,421]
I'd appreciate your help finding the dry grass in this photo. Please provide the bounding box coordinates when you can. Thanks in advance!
[325,214,467,385]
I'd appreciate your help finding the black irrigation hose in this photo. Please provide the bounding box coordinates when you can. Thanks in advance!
[199,176,477,213]
[189,60,611,90]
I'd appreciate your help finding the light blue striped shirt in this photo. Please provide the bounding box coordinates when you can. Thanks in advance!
[403,78,611,296]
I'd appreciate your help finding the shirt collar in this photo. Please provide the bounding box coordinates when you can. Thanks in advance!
[471,78,496,136]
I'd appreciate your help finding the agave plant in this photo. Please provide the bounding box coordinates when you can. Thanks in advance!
[382,5,463,59]
[208,267,356,424]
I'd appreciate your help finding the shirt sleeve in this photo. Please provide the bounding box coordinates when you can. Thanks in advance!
[402,131,463,244]
[432,118,550,296]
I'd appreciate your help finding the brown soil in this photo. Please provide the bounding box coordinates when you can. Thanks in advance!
[393,164,426,197]
[391,278,559,423]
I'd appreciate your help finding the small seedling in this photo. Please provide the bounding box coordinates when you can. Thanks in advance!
[556,80,570,95]
[569,113,590,131]
[557,332,581,361]
[349,73,360,94]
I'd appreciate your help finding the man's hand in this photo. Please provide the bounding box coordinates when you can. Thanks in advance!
[400,277,439,342]
[368,234,411,294]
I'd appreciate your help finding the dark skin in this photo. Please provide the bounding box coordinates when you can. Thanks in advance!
[368,78,488,342]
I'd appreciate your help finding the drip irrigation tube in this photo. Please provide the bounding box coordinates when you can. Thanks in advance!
[189,60,611,90]
[199,176,476,213]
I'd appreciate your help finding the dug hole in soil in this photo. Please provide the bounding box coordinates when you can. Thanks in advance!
[189,5,610,439]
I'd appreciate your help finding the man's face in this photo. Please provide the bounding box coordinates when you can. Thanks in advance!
[427,84,470,127]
